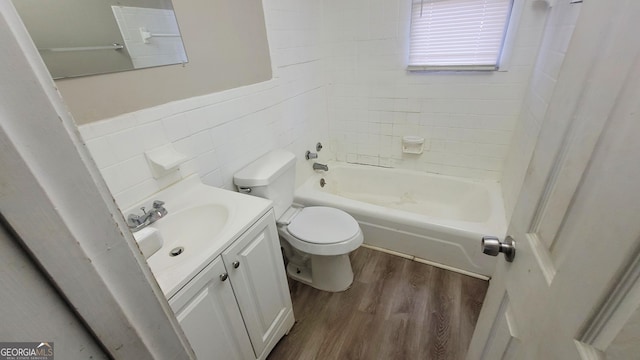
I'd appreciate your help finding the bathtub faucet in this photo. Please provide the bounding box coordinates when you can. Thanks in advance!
[313,162,329,171]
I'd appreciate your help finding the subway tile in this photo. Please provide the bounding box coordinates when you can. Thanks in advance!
[185,110,210,134]
[378,157,393,168]
[78,123,104,141]
[132,105,168,125]
[179,159,199,178]
[368,98,396,111]
[202,169,224,188]
[113,179,159,211]
[138,121,169,150]
[101,156,151,195]
[380,123,393,136]
[107,127,145,162]
[162,113,191,142]
[357,155,379,166]
[85,137,118,169]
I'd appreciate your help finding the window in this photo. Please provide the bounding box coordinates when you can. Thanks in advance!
[408,0,514,70]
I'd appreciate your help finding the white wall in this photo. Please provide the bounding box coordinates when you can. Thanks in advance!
[0,224,107,359]
[324,0,549,180]
[501,1,582,219]
[79,0,328,210]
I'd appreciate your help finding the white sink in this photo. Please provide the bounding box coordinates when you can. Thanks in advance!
[148,204,229,270]
[124,174,273,298]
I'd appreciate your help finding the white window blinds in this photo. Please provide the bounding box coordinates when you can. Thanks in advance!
[408,0,513,70]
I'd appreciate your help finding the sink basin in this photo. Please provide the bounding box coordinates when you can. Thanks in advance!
[125,174,273,298]
[151,204,229,254]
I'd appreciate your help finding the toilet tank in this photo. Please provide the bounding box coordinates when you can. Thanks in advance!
[234,150,296,219]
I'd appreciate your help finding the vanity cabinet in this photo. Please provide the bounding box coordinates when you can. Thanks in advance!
[221,210,293,358]
[169,210,294,360]
[169,256,254,360]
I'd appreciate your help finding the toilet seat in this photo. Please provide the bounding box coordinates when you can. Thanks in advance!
[277,206,363,256]
[288,207,360,244]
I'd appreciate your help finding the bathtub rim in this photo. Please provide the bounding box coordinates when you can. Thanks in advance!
[296,162,508,237]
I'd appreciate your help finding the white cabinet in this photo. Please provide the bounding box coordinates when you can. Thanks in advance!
[170,256,254,360]
[170,210,294,360]
[222,211,293,359]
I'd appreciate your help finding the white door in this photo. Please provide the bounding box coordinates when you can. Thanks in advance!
[222,211,293,359]
[467,1,640,359]
[170,256,254,360]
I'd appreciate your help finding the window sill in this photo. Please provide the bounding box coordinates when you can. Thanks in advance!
[407,65,498,72]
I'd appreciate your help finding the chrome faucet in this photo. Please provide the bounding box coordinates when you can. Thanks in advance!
[127,200,168,231]
[313,162,328,171]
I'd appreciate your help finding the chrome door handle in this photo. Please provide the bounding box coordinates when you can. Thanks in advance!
[232,261,240,269]
[220,273,228,281]
[482,235,516,262]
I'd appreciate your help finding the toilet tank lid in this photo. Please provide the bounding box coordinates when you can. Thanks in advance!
[234,149,296,187]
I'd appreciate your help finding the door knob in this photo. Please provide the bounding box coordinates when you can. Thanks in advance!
[232,261,240,269]
[220,273,228,281]
[481,235,516,262]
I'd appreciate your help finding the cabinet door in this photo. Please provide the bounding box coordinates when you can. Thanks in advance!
[170,256,254,360]
[223,210,293,358]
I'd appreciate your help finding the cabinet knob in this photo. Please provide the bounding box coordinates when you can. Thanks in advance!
[232,261,240,269]
[219,273,228,281]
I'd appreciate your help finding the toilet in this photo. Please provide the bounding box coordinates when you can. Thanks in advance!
[234,149,363,292]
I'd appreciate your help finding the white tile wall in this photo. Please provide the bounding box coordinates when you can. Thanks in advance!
[500,1,583,221]
[79,0,578,215]
[79,0,329,210]
[324,0,550,180]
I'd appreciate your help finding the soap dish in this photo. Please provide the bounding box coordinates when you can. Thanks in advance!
[402,136,425,154]
[145,144,188,179]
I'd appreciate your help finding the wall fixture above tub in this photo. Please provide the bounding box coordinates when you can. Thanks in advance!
[402,136,425,154]
[305,151,318,160]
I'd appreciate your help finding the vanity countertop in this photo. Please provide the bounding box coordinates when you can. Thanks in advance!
[124,174,272,299]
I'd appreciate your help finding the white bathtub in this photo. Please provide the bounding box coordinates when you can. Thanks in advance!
[294,162,507,278]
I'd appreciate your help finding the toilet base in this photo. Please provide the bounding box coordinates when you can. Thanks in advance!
[286,253,354,292]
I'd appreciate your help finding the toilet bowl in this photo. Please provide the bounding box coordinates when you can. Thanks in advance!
[277,206,363,292]
[234,149,363,292]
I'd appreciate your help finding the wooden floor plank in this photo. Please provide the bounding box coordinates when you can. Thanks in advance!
[459,274,489,358]
[424,269,463,360]
[267,247,488,360]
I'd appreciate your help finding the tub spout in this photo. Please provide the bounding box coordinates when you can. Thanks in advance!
[313,162,328,171]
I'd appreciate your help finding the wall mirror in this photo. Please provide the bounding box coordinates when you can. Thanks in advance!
[13,0,188,79]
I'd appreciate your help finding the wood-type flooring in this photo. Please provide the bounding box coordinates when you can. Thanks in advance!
[268,246,488,360]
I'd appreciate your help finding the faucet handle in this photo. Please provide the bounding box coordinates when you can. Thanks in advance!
[305,151,318,160]
[152,200,168,217]
[127,213,143,227]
